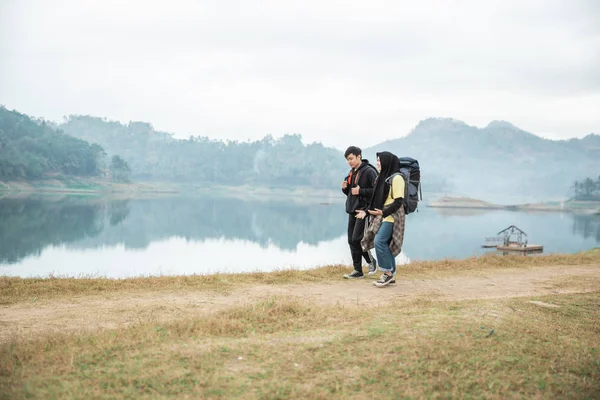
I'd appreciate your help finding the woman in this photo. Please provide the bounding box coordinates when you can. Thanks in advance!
[356,151,406,287]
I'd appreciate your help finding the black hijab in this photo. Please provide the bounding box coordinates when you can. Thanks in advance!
[369,151,400,210]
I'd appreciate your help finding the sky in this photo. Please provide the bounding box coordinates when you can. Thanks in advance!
[1,0,599,149]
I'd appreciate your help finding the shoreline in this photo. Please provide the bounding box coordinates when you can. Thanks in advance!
[2,183,599,212]
[0,179,342,201]
[0,178,177,195]
[2,249,598,284]
[428,196,600,213]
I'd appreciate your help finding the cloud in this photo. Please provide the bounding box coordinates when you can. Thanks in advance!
[1,0,598,148]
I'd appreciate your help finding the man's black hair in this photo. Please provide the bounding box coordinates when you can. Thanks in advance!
[344,146,362,158]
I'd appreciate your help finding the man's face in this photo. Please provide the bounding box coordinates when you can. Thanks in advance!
[346,154,361,169]
[376,156,381,172]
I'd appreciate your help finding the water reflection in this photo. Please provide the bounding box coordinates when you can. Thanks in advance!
[0,197,105,264]
[0,195,598,277]
[0,195,346,265]
[572,214,600,242]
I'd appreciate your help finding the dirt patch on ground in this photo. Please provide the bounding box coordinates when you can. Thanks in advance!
[1,264,598,343]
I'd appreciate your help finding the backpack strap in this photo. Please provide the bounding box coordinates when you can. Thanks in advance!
[353,163,377,188]
[367,163,378,175]
[346,168,362,188]
[385,173,402,199]
[346,170,354,186]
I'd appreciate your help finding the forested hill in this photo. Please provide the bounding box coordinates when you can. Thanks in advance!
[0,107,105,179]
[2,107,597,200]
[59,115,346,187]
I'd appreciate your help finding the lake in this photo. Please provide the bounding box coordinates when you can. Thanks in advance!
[1,194,598,278]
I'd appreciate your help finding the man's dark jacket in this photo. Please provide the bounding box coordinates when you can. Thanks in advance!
[342,160,378,214]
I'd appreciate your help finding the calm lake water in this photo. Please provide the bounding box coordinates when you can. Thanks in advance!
[1,195,599,278]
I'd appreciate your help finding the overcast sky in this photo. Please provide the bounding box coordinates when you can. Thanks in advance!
[1,0,598,149]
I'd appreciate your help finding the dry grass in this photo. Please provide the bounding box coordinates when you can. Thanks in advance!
[405,248,600,275]
[2,250,598,305]
[0,265,353,305]
[543,273,600,292]
[1,292,599,399]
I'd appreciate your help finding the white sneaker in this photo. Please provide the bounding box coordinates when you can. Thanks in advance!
[373,273,394,287]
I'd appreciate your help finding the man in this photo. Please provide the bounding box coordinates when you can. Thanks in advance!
[341,146,378,279]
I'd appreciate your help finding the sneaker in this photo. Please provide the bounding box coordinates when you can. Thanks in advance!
[373,279,396,286]
[372,274,384,286]
[367,257,377,276]
[373,273,394,287]
[343,271,364,279]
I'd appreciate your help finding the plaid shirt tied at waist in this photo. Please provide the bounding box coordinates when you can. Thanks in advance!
[360,206,406,257]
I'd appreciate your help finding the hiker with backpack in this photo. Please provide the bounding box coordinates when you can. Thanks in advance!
[341,146,379,279]
[357,151,409,287]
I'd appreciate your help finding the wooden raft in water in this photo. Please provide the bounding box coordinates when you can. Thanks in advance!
[496,245,543,252]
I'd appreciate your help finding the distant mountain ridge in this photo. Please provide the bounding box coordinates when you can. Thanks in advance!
[1,106,597,201]
[365,118,598,202]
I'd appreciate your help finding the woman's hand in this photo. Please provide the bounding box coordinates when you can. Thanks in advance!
[355,210,367,219]
[368,208,383,216]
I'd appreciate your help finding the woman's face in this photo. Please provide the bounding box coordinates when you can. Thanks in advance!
[376,156,381,172]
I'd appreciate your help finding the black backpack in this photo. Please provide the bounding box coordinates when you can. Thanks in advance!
[385,157,422,214]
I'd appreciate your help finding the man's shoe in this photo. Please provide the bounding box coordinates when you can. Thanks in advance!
[373,273,394,287]
[368,258,377,276]
[343,271,364,279]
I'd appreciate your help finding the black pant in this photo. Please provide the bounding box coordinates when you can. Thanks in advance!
[347,213,373,272]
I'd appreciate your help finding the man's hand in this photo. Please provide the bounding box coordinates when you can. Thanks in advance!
[351,185,360,195]
[342,181,348,189]
[355,210,367,219]
[368,208,383,216]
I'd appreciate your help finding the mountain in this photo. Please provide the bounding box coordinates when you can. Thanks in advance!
[2,106,597,202]
[365,118,599,203]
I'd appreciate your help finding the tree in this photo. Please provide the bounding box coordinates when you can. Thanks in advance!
[0,107,105,180]
[58,116,345,187]
[572,176,600,200]
[583,178,595,196]
[110,155,131,182]
[572,181,581,197]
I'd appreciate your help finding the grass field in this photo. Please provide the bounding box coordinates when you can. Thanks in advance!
[1,251,599,399]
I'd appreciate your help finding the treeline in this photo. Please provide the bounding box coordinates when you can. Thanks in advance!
[0,107,106,179]
[59,115,345,187]
[2,108,349,188]
[572,176,600,201]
